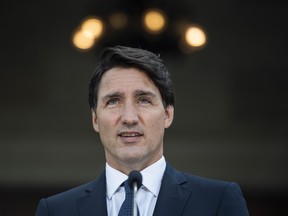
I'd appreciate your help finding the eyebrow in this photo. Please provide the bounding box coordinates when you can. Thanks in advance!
[101,91,124,102]
[134,90,157,98]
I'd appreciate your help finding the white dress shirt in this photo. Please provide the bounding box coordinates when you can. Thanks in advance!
[106,156,166,216]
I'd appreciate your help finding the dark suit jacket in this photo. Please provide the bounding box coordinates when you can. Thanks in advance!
[35,164,249,216]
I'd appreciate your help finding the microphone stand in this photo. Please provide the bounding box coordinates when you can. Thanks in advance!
[133,182,138,216]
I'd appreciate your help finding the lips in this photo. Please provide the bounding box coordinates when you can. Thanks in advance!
[119,132,142,137]
[118,131,143,143]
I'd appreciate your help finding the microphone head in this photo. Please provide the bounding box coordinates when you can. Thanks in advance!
[128,170,142,190]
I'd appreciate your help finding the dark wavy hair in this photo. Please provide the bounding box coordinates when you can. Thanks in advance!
[88,46,174,109]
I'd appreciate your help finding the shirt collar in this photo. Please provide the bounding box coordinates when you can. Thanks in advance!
[140,156,166,197]
[105,163,127,200]
[105,156,166,199]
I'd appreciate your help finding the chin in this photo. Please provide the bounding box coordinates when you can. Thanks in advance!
[122,152,147,164]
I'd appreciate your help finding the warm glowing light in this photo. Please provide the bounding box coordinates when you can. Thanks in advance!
[81,18,103,39]
[109,12,128,29]
[143,9,166,33]
[185,26,207,47]
[72,30,95,50]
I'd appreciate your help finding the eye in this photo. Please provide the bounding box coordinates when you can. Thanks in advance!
[138,97,151,104]
[106,98,120,106]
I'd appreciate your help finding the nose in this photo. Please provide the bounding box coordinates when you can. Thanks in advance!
[121,101,139,126]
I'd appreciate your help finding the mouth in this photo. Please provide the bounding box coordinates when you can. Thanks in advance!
[118,131,143,143]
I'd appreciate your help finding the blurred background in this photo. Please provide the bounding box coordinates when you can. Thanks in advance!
[1,0,287,215]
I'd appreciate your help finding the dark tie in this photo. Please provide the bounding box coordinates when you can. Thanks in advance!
[118,180,140,216]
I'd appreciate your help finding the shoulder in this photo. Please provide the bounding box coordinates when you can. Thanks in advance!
[165,164,244,199]
[44,179,98,206]
[183,171,237,189]
[181,171,243,198]
[45,170,105,205]
[166,164,240,192]
[168,164,242,197]
[165,166,249,215]
[35,172,107,216]
[183,173,249,215]
[35,179,100,216]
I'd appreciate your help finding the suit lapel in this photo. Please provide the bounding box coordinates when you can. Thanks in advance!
[78,171,108,216]
[153,164,192,216]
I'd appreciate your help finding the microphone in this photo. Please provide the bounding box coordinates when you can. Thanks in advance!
[128,170,142,216]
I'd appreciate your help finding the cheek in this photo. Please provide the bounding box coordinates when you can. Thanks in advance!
[97,114,118,132]
[146,113,166,131]
[97,119,110,133]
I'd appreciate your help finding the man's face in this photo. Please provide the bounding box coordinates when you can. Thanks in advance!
[92,67,174,173]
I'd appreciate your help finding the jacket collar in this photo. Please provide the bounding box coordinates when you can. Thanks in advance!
[152,164,192,216]
[78,171,108,216]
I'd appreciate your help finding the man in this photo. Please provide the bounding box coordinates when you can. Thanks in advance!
[35,46,249,215]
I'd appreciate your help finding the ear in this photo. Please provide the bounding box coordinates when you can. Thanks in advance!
[164,105,174,129]
[92,109,99,132]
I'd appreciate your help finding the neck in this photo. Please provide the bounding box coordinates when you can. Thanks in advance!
[107,154,163,175]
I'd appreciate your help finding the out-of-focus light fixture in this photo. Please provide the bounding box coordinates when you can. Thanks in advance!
[72,30,95,50]
[185,26,207,47]
[72,17,104,50]
[81,18,103,39]
[179,24,208,53]
[143,9,166,34]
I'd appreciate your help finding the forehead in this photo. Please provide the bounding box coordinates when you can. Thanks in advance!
[98,67,160,96]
